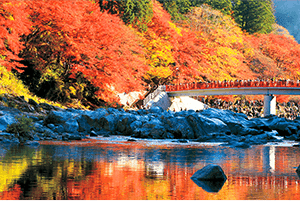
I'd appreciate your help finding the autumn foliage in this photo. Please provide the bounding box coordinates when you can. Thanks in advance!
[1,0,300,106]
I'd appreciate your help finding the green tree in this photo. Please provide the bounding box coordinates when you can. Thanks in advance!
[99,0,153,32]
[232,0,275,34]
[157,0,191,21]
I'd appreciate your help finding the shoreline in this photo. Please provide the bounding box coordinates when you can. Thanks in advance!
[0,93,300,148]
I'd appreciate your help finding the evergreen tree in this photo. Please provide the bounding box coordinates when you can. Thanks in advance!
[232,0,275,34]
[99,0,153,32]
[157,0,191,21]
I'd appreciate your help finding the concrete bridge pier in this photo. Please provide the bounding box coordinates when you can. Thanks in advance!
[264,95,276,116]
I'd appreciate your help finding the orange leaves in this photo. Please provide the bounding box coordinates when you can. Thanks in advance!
[258,34,300,79]
[0,1,32,71]
[141,1,209,85]
[23,0,149,103]
[185,5,256,81]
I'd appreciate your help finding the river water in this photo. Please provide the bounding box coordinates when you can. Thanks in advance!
[0,136,300,200]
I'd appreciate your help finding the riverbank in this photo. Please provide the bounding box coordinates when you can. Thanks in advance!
[0,93,300,148]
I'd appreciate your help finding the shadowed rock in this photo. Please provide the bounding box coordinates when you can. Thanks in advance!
[191,164,227,193]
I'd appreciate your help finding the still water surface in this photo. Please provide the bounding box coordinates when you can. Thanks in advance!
[0,137,300,200]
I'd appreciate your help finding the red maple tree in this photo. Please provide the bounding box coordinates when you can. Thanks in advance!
[0,1,32,71]
[23,0,149,103]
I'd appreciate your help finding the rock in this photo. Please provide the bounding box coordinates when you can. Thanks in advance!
[47,124,55,130]
[24,141,40,147]
[68,135,82,141]
[127,138,137,141]
[44,110,78,125]
[161,132,175,139]
[77,115,93,132]
[101,114,117,132]
[149,106,164,114]
[163,116,194,139]
[191,164,227,181]
[97,129,111,137]
[178,139,189,143]
[64,119,79,133]
[90,130,98,137]
[200,108,248,125]
[28,99,39,107]
[186,114,207,138]
[245,118,272,131]
[0,114,16,131]
[39,103,55,111]
[116,113,137,135]
[271,121,298,136]
[55,125,65,133]
[197,114,231,135]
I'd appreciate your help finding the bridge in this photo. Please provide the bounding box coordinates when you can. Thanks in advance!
[146,80,300,116]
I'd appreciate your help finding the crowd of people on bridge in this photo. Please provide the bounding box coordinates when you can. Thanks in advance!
[166,79,300,91]
[199,97,300,120]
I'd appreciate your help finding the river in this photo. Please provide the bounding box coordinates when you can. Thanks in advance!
[0,136,300,200]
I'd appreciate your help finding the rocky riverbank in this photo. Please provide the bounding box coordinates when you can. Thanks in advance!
[0,94,300,148]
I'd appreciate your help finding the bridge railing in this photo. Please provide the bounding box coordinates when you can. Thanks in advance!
[143,85,166,106]
[165,80,300,92]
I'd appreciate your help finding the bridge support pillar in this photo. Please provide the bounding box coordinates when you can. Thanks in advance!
[264,95,276,117]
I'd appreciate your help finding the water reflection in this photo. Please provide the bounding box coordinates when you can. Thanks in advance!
[191,178,227,193]
[0,142,300,199]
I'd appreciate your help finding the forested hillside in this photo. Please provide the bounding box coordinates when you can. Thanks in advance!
[1,0,300,108]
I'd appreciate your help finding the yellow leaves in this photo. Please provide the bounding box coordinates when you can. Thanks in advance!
[204,46,246,80]
[69,86,76,96]
[146,66,173,79]
[139,28,175,70]
[168,21,182,36]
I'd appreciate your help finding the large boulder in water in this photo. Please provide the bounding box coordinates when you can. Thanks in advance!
[191,164,227,181]
[191,164,227,193]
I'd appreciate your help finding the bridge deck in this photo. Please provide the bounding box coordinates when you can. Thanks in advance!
[167,87,300,96]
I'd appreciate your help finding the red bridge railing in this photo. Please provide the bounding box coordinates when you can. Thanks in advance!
[165,80,300,92]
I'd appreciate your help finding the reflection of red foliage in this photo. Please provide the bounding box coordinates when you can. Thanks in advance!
[67,182,83,200]
[0,184,22,200]
[38,142,300,200]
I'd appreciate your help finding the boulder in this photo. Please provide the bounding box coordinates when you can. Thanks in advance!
[101,114,118,132]
[244,118,272,131]
[271,121,298,136]
[64,119,79,133]
[163,116,194,139]
[191,164,227,181]
[186,114,208,138]
[197,114,231,135]
[0,114,16,131]
[44,110,79,125]
[115,113,137,134]
[200,108,248,125]
[226,122,263,136]
[149,106,164,114]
